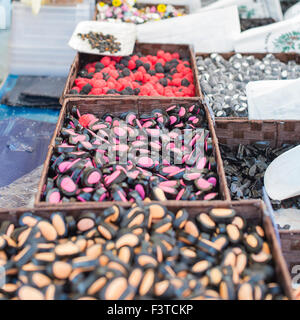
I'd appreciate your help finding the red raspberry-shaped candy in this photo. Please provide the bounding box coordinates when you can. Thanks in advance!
[157,58,165,66]
[172,73,182,79]
[128,60,136,70]
[115,82,123,91]
[93,72,103,80]
[101,57,111,67]
[155,73,165,79]
[75,78,88,89]
[150,76,159,83]
[102,87,110,94]
[176,64,185,73]
[109,69,119,79]
[172,78,182,87]
[150,56,158,64]
[85,63,93,70]
[131,55,139,61]
[71,86,80,93]
[79,114,97,127]
[137,66,146,74]
[163,52,172,62]
[143,73,151,83]
[107,82,115,89]
[88,67,95,74]
[157,50,165,58]
[134,71,143,82]
[144,82,154,90]
[182,67,192,75]
[172,53,180,59]
[150,89,159,96]
[90,88,103,95]
[140,86,150,96]
[92,79,106,88]
[155,83,164,95]
[140,57,148,64]
[107,77,117,85]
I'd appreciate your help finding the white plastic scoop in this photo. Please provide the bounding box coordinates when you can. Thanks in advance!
[264,145,300,201]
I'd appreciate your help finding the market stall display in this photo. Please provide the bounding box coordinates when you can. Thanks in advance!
[1,0,300,302]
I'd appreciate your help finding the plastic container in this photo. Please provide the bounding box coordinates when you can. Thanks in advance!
[8,1,92,76]
[9,62,72,77]
[0,0,11,29]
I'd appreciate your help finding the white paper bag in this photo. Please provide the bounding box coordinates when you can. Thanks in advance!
[0,6,5,29]
[284,2,300,20]
[137,6,241,52]
[198,0,283,21]
[247,78,300,120]
[234,14,300,52]
[69,21,137,56]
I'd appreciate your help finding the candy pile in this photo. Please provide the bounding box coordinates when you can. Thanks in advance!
[78,32,121,54]
[96,0,187,24]
[70,50,195,97]
[280,0,298,14]
[220,141,300,209]
[196,53,300,117]
[240,18,275,32]
[42,104,219,203]
[0,204,287,300]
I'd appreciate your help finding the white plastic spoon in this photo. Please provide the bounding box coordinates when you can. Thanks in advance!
[264,145,300,201]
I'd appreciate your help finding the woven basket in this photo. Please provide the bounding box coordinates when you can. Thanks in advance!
[215,118,300,275]
[60,42,202,104]
[0,200,294,299]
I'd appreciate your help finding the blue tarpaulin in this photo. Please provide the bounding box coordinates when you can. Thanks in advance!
[0,75,59,187]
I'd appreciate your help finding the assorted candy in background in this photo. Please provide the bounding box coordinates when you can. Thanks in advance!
[239,18,276,32]
[42,104,219,203]
[0,204,287,300]
[70,50,195,97]
[96,0,187,24]
[280,0,299,13]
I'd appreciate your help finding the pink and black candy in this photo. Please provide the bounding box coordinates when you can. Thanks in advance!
[42,103,219,203]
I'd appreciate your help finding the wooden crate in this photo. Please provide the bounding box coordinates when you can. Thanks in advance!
[0,200,294,299]
[35,97,230,208]
[60,43,202,103]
